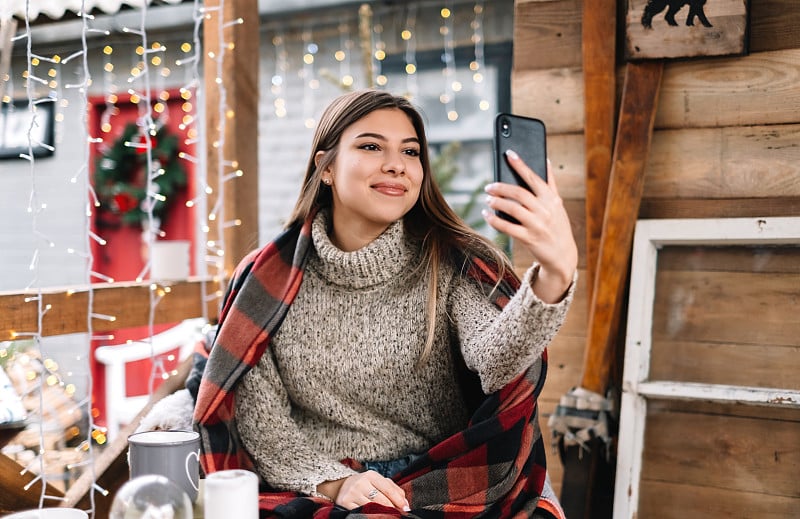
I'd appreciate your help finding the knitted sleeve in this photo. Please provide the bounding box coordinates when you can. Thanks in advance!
[451,264,576,394]
[234,349,357,495]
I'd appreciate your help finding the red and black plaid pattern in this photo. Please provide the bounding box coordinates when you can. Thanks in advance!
[192,214,565,518]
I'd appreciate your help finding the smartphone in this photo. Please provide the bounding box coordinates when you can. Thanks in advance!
[493,113,547,223]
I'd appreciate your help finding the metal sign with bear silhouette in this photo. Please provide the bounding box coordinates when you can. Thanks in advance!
[626,0,749,60]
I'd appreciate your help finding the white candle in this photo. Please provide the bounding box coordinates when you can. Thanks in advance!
[203,469,259,519]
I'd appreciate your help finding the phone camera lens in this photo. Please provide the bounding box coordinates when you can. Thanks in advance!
[501,119,511,137]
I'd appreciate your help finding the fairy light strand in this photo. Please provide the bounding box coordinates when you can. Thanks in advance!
[373,10,387,88]
[403,4,418,99]
[77,2,102,510]
[301,25,317,129]
[440,1,458,121]
[21,0,51,505]
[206,0,245,307]
[187,0,208,321]
[271,31,287,117]
[471,1,489,111]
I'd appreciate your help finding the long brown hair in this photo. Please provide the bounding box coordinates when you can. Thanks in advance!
[287,89,516,362]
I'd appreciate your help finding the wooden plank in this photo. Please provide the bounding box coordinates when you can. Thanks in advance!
[639,479,800,518]
[582,61,663,395]
[656,49,800,129]
[542,133,586,199]
[0,454,65,514]
[512,66,584,134]
[514,48,800,133]
[656,245,800,273]
[581,0,617,312]
[750,0,800,53]
[639,381,800,409]
[643,125,800,199]
[651,270,800,347]
[625,0,748,60]
[641,408,800,497]
[640,196,800,219]
[539,334,587,403]
[513,0,582,70]
[649,397,800,421]
[651,336,800,388]
[0,279,216,341]
[203,0,260,276]
[538,399,564,497]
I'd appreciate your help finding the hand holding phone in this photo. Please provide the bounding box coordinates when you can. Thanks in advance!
[493,113,547,223]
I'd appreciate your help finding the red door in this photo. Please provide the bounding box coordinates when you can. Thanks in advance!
[87,92,198,431]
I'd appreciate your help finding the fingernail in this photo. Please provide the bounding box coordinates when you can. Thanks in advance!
[484,183,496,192]
[505,149,519,160]
[404,505,411,512]
[485,195,494,204]
[481,209,491,219]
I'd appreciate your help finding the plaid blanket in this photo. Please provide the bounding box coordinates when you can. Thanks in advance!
[190,214,565,519]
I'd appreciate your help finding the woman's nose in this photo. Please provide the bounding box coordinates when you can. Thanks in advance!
[381,152,405,175]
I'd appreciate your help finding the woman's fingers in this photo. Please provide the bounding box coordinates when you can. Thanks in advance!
[504,149,548,196]
[370,474,410,511]
[337,471,409,512]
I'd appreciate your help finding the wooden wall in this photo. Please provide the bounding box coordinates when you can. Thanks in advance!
[511,0,800,514]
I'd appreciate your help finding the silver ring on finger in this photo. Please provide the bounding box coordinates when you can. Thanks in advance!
[366,488,379,500]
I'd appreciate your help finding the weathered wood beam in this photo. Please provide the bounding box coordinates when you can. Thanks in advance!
[203,0,260,278]
[0,454,65,514]
[582,61,664,395]
[558,3,617,512]
[582,0,617,308]
[0,279,216,341]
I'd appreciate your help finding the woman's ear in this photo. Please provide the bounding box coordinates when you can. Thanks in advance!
[314,150,326,169]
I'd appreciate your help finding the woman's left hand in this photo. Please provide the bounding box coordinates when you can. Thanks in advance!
[483,150,578,303]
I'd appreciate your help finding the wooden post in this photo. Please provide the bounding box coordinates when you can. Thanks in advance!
[582,61,664,396]
[557,4,618,515]
[559,61,662,518]
[203,0,260,282]
[582,0,617,307]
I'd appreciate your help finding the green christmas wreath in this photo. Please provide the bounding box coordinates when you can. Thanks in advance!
[94,122,187,227]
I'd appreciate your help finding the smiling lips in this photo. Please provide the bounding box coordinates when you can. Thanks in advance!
[371,182,407,196]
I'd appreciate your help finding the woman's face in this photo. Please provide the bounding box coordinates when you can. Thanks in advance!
[319,108,424,248]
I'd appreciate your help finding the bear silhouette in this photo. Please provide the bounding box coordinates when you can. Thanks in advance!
[641,0,713,29]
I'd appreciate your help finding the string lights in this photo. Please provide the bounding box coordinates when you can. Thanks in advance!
[4,0,210,512]
[440,1,458,121]
[371,8,388,88]
[336,21,354,89]
[402,4,418,99]
[471,1,489,111]
[2,0,505,512]
[301,25,318,129]
[203,0,245,309]
[271,32,287,118]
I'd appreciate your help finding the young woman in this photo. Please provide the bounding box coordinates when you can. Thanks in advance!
[190,89,577,518]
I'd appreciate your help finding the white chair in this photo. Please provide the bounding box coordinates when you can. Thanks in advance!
[94,317,206,440]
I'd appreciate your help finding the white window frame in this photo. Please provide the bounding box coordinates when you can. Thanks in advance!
[613,216,800,519]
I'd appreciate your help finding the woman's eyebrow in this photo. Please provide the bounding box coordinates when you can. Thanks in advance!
[354,132,419,144]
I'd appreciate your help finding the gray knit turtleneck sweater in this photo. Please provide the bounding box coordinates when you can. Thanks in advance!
[235,212,573,495]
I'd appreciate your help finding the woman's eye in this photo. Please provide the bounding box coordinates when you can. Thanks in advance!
[404,149,420,157]
[360,143,380,151]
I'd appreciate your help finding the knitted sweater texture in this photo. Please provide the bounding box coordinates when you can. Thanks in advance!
[235,212,573,495]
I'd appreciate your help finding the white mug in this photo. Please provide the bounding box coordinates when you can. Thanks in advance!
[127,430,200,502]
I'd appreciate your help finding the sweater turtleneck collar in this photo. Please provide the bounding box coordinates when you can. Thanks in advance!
[309,210,418,290]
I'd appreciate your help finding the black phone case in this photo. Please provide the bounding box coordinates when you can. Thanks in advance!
[493,113,547,223]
